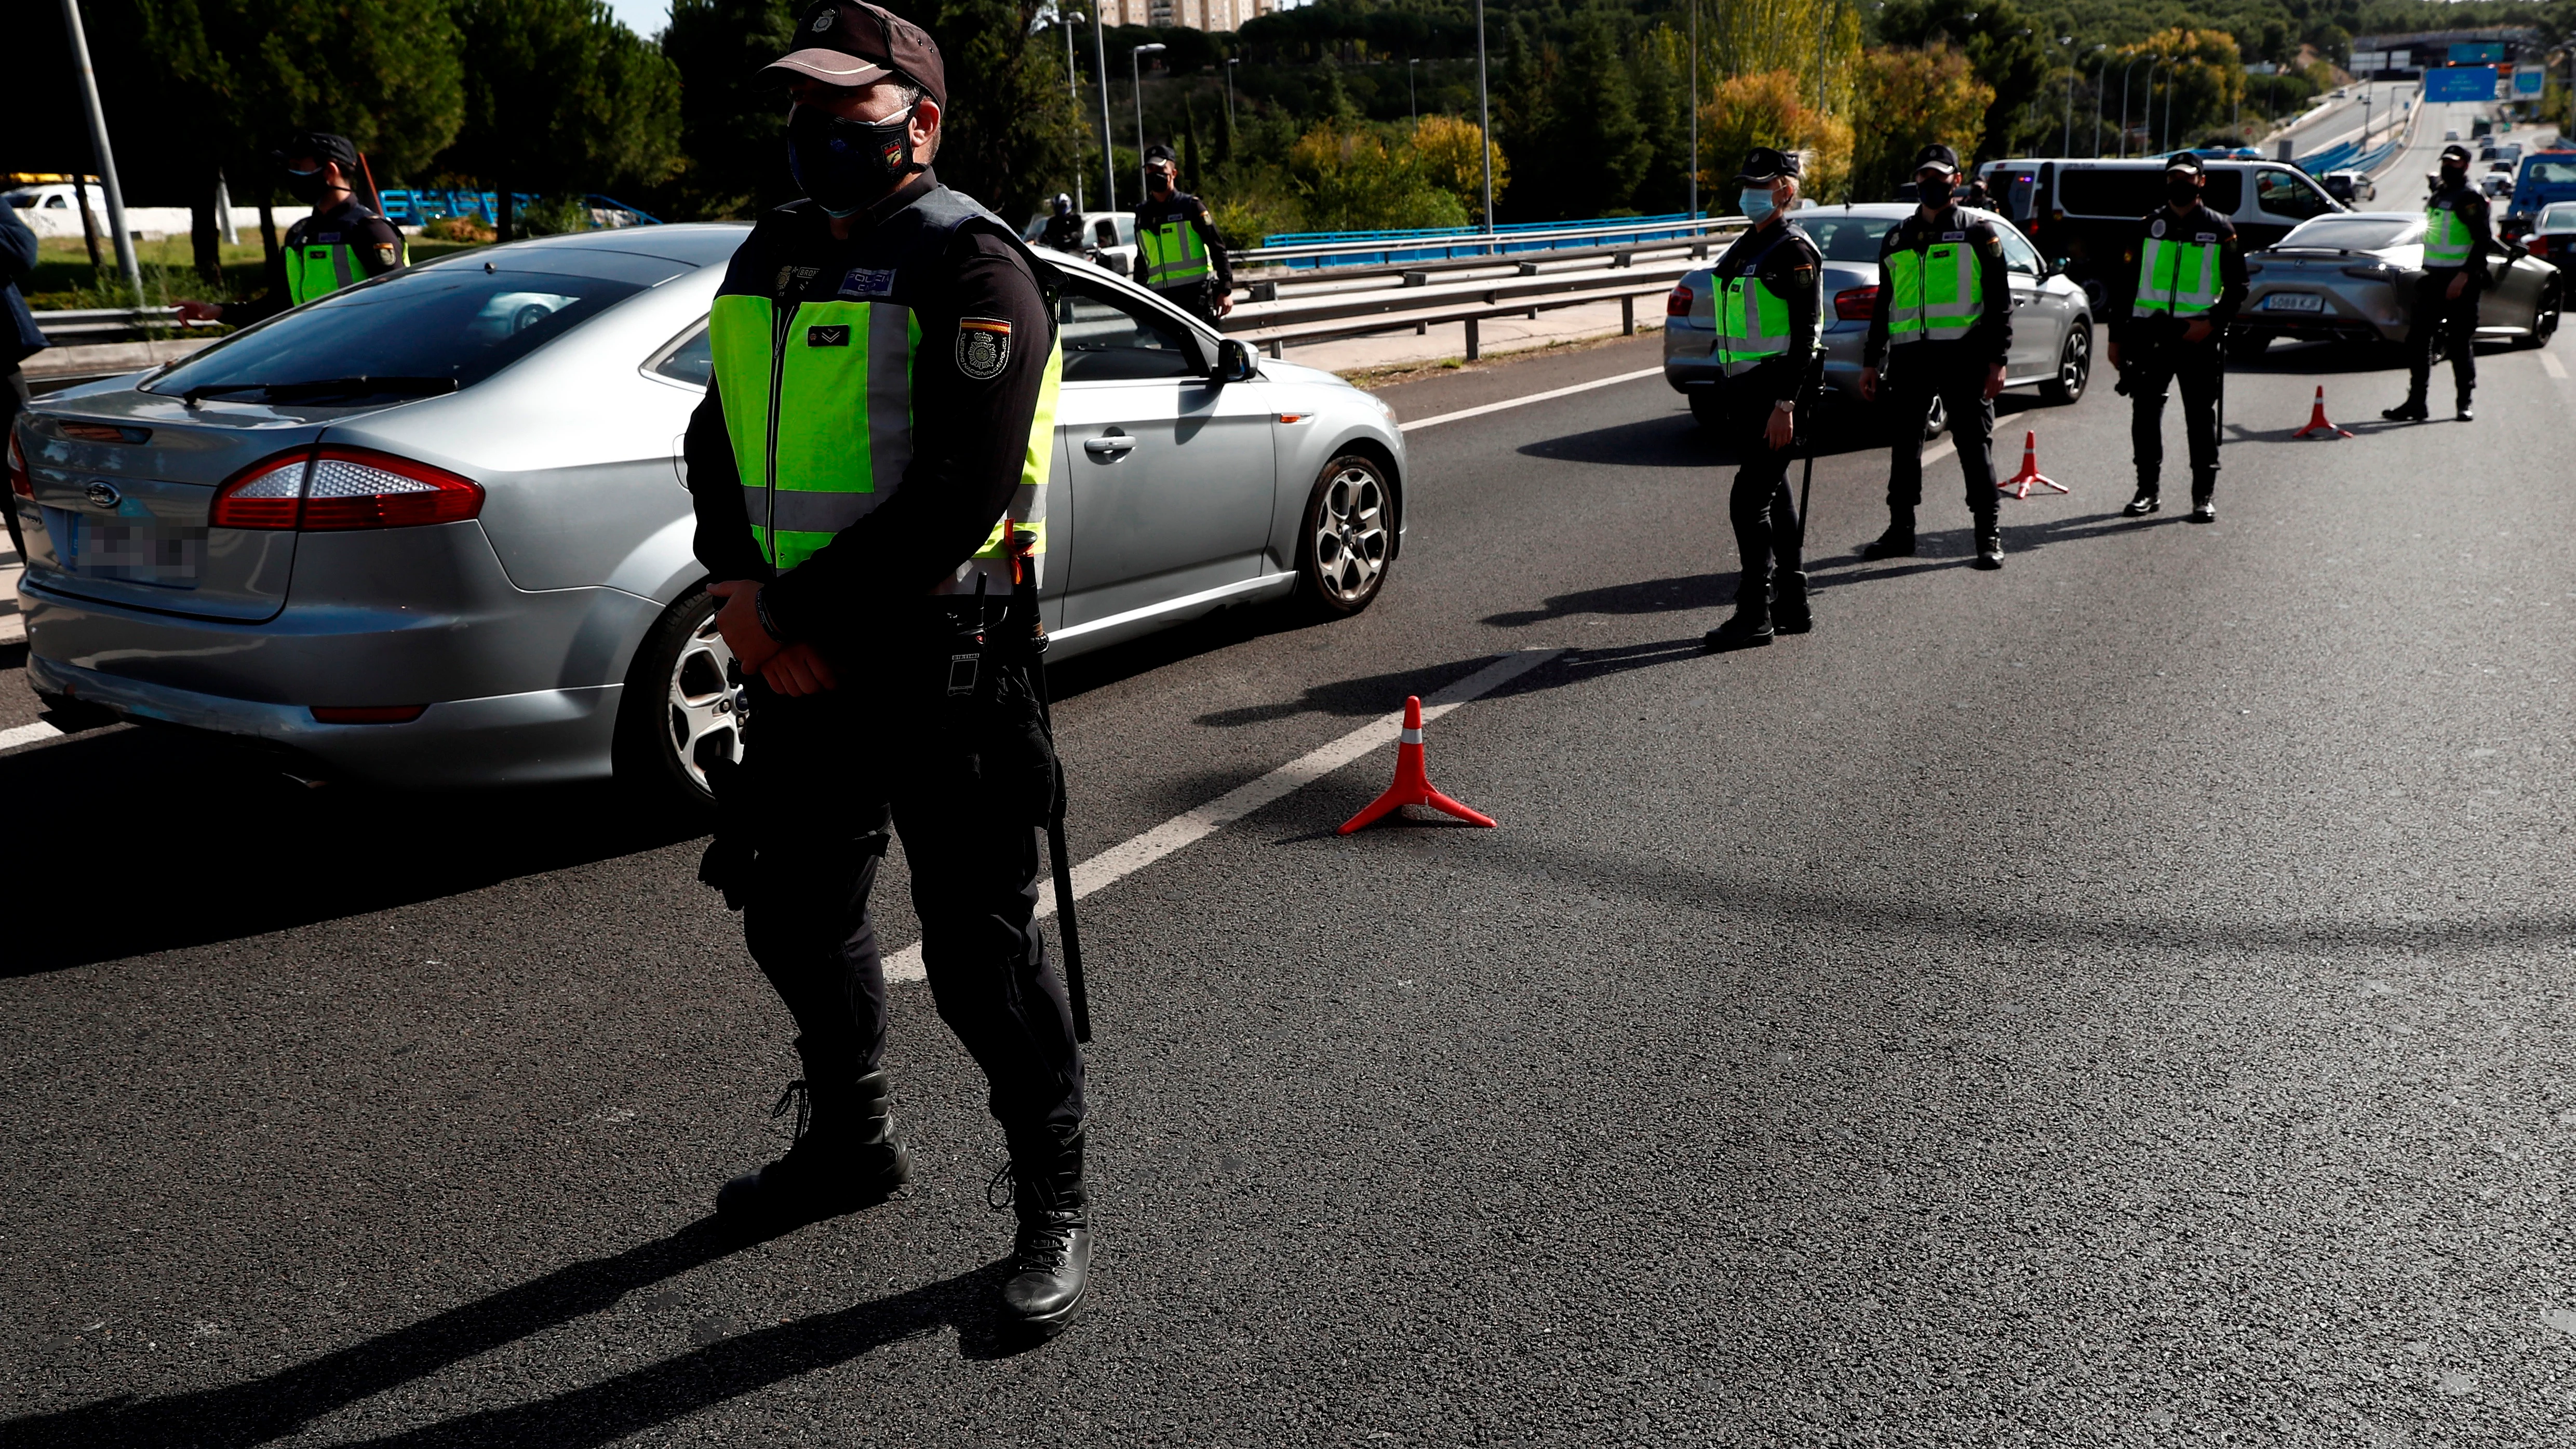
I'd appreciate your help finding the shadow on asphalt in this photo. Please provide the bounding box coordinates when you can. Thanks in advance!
[0,1216,1036,1448]
[0,725,702,978]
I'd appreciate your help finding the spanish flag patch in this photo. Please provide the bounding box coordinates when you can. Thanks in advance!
[956,317,1012,380]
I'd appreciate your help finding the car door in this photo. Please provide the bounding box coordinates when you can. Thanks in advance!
[2478,240,2543,333]
[2248,167,2337,251]
[1049,272,1277,629]
[1991,221,2060,381]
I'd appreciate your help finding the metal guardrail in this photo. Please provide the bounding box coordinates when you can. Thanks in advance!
[1235,214,1740,270]
[31,306,221,342]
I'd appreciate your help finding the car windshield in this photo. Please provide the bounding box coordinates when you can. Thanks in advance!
[147,262,651,403]
[2523,158,2576,186]
[2277,217,2419,250]
[1802,213,1896,263]
[2540,203,2576,231]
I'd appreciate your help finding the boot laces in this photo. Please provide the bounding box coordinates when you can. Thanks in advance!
[985,1161,1017,1212]
[769,1079,813,1144]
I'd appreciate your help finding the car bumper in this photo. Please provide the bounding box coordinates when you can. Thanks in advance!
[2237,274,2411,342]
[24,648,624,787]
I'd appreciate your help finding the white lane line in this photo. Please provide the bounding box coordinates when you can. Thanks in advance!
[2543,351,2567,379]
[1400,367,1663,433]
[881,646,1567,984]
[0,721,64,752]
[1924,439,1957,467]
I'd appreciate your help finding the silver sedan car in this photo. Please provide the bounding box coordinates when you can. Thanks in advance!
[8,224,1405,804]
[2234,210,2565,354]
[1663,203,2095,433]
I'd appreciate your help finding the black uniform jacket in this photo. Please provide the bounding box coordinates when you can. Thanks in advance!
[1861,205,2013,369]
[2424,180,2496,287]
[684,173,1055,657]
[2109,202,2249,348]
[221,198,406,328]
[1709,218,1822,404]
[1131,190,1234,290]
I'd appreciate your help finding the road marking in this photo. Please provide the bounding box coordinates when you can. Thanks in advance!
[1924,439,1957,468]
[882,647,1567,984]
[1400,368,1663,433]
[2543,351,2567,379]
[0,721,64,753]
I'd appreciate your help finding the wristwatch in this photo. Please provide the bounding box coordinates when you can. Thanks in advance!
[753,586,784,643]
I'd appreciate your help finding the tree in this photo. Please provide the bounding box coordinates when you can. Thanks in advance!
[1875,0,2049,163]
[1700,69,1851,211]
[441,0,682,239]
[1413,114,1506,211]
[1852,46,1993,200]
[1286,123,1469,231]
[662,0,800,219]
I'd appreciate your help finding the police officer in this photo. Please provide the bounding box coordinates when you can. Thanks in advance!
[2111,152,2246,524]
[685,0,1089,1338]
[1132,144,1233,324]
[1038,192,1086,254]
[1702,147,1824,651]
[2384,143,2491,423]
[173,132,405,326]
[1858,144,2011,569]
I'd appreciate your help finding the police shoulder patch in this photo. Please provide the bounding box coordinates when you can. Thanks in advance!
[374,243,398,266]
[956,318,1012,379]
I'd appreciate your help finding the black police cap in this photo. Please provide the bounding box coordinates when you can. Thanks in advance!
[1911,144,1962,176]
[2164,150,2206,175]
[275,131,357,173]
[1144,143,1176,165]
[1733,147,1801,186]
[2440,143,2473,166]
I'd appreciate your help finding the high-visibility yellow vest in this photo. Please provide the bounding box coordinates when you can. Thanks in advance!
[2131,234,2222,318]
[1885,231,1985,342]
[283,208,407,305]
[1699,226,1822,377]
[709,189,1063,591]
[2423,204,2475,268]
[1138,217,1211,289]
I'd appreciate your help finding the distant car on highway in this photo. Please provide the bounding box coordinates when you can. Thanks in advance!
[2322,170,2376,205]
[2482,172,2514,198]
[2232,210,2562,355]
[1022,209,1139,280]
[1663,202,2092,435]
[2521,202,2576,277]
[8,224,1404,806]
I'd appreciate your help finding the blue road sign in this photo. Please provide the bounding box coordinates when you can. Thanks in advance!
[2449,43,2506,64]
[2426,66,2499,103]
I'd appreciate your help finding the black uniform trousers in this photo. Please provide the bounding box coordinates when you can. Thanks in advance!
[2406,271,2480,401]
[1883,343,1998,528]
[1722,380,1802,603]
[1153,280,1223,328]
[2122,333,2222,496]
[731,628,1084,1147]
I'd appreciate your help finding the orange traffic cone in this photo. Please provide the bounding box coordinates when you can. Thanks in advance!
[1996,430,2068,499]
[1338,696,1496,834]
[2291,385,2353,439]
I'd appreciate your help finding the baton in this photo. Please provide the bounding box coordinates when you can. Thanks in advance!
[1009,524,1091,1043]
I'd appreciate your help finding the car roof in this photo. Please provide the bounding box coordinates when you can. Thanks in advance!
[427,221,752,269]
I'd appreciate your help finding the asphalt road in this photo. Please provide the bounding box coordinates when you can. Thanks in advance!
[6,324,2575,1446]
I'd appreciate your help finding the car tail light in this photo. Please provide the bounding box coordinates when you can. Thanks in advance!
[1666,284,1693,318]
[209,446,482,531]
[1834,285,1880,321]
[2531,236,2552,254]
[209,449,312,529]
[310,705,428,724]
[6,432,29,499]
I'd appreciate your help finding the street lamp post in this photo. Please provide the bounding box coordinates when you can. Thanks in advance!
[1689,0,1699,219]
[1093,5,1116,212]
[2162,57,2175,152]
[1226,56,1240,133]
[2061,37,2076,155]
[1407,59,1419,128]
[2119,53,2146,158]
[57,0,141,298]
[1475,0,1494,234]
[1132,42,1165,200]
[1064,3,1085,210]
[2095,53,2110,158]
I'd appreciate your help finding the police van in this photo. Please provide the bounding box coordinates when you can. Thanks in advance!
[1973,157,2345,317]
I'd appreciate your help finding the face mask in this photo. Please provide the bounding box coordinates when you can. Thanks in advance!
[1917,178,1954,207]
[2440,165,2467,187]
[284,165,328,203]
[788,103,920,217]
[2166,178,2200,207]
[1739,187,1777,223]
[1148,170,1175,196]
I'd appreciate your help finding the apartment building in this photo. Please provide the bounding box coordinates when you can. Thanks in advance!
[1093,0,1272,30]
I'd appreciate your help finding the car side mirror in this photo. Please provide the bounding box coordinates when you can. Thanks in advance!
[1098,251,1130,277]
[1212,338,1258,384]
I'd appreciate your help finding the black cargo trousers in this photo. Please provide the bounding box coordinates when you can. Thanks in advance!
[2122,332,2222,497]
[716,618,1085,1148]
[1882,341,1999,528]
[2406,270,2480,401]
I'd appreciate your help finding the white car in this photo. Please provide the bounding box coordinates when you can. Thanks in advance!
[1023,209,1141,282]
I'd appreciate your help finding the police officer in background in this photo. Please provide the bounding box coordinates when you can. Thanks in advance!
[2384,143,2491,423]
[1702,147,1823,652]
[1133,144,1233,324]
[1858,144,2011,569]
[685,0,1090,1338]
[173,132,406,326]
[2111,152,2245,524]
[1038,192,1086,254]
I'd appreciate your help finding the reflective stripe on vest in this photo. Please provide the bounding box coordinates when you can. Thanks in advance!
[712,294,1064,591]
[285,243,356,305]
[1714,271,1822,376]
[1885,241,1984,342]
[2424,206,2475,267]
[2131,236,2222,317]
[1138,218,1211,288]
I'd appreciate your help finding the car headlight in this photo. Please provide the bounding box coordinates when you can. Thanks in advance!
[1367,392,1399,424]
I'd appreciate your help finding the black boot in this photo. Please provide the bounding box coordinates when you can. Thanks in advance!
[1973,522,2003,570]
[1771,571,1812,634]
[1703,594,1774,651]
[2456,392,2475,422]
[997,1127,1092,1338]
[2189,477,2216,524]
[1860,512,1916,559]
[2123,486,2161,517]
[2382,394,2428,422]
[717,1066,910,1223]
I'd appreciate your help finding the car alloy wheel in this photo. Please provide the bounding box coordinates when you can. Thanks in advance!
[666,603,746,797]
[2521,278,2561,347]
[2041,323,2091,405]
[1296,454,1392,616]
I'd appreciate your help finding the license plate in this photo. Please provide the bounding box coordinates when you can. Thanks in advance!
[62,513,205,586]
[2263,292,2326,312]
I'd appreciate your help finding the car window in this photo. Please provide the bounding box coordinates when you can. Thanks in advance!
[1801,213,1894,262]
[149,262,653,400]
[2540,203,2576,230]
[652,323,715,387]
[2256,169,2334,221]
[2278,216,2420,250]
[1057,278,1201,382]
[2524,159,2576,186]
[1993,222,2044,276]
[47,194,70,209]
[2057,168,2243,217]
